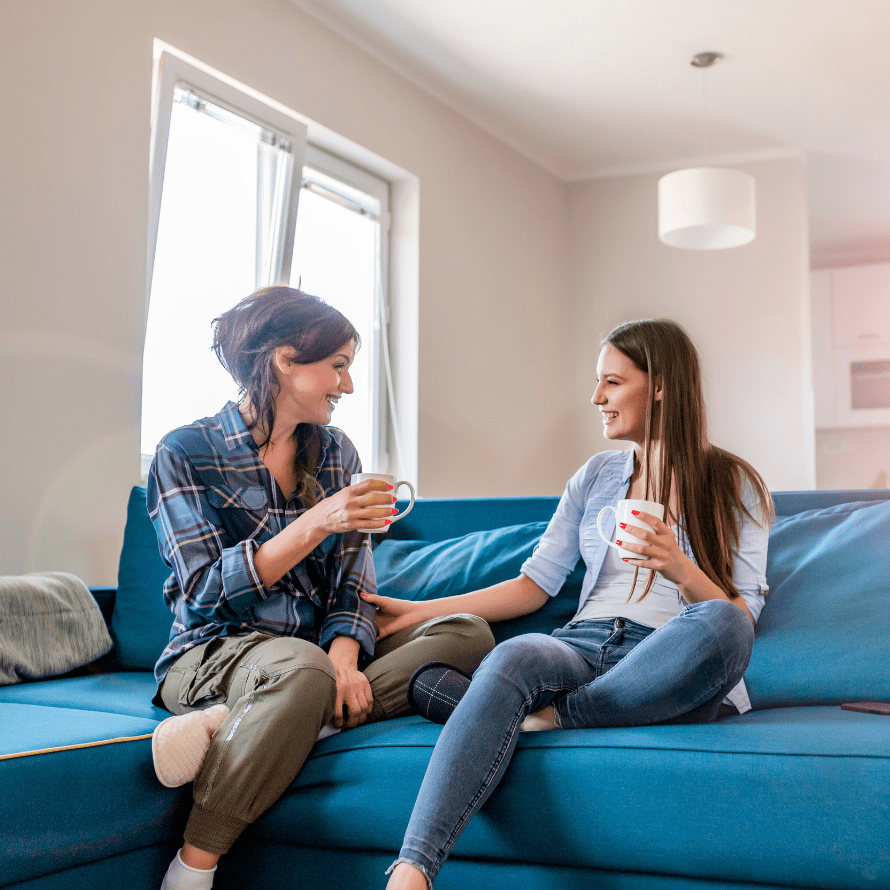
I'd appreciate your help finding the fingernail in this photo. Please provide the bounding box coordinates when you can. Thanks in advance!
[622,558,629,562]
[619,523,626,529]
[631,510,640,515]
[387,484,394,490]
[616,540,622,546]
[393,496,397,503]
[392,508,398,514]
[385,519,392,525]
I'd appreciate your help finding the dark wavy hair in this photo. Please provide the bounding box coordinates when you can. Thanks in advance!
[212,286,359,506]
[603,318,773,603]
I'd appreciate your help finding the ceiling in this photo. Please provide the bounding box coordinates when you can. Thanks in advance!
[291,0,890,267]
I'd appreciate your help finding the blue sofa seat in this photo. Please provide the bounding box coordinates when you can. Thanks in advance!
[0,673,167,721]
[1,486,888,890]
[0,702,187,888]
[226,706,889,890]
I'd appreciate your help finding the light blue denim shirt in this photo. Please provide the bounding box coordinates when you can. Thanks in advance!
[520,449,770,713]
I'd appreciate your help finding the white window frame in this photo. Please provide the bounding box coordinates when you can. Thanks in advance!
[300,145,392,471]
[148,51,307,312]
[145,48,408,478]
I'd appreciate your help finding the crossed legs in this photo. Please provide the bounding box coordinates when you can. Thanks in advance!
[388,600,753,888]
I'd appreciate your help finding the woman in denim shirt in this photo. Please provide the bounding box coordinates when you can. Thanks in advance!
[366,318,773,890]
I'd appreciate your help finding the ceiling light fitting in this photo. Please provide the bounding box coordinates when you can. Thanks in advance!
[658,52,756,250]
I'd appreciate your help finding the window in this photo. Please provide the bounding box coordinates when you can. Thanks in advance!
[143,50,395,476]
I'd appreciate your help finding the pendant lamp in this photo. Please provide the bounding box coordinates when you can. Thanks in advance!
[658,53,756,250]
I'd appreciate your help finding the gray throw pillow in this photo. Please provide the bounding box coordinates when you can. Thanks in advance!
[0,572,113,685]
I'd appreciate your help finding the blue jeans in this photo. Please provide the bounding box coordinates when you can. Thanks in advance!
[393,599,754,885]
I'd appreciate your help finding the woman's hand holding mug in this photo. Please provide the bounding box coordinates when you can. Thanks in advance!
[350,473,416,531]
[597,498,665,560]
[597,498,689,585]
[310,477,398,535]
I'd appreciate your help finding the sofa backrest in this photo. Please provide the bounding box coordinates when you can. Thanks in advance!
[113,486,890,710]
[110,487,176,670]
[744,495,890,709]
[374,490,890,708]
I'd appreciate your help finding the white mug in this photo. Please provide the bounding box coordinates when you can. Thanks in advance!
[350,473,416,532]
[596,498,665,560]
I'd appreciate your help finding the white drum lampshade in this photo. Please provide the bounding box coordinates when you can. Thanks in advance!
[658,167,756,249]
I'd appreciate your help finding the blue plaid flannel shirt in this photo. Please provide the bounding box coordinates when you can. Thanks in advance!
[147,401,378,688]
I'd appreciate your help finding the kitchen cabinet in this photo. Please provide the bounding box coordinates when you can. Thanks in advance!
[811,263,890,428]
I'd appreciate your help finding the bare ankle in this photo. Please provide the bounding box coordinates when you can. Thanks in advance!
[386,861,429,890]
[180,843,221,871]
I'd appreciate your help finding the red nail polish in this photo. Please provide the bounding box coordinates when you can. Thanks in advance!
[392,508,398,514]
[385,519,392,525]
[631,510,640,515]
[619,522,626,529]
[622,558,629,562]
[387,484,394,490]
[616,540,622,546]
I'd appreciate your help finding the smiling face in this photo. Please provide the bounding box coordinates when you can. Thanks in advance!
[274,339,356,426]
[592,344,660,447]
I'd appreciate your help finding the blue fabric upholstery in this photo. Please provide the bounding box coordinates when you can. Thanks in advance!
[215,845,807,890]
[4,486,889,890]
[0,673,166,720]
[110,486,174,670]
[374,523,583,642]
[746,499,890,709]
[244,706,890,890]
[0,703,186,887]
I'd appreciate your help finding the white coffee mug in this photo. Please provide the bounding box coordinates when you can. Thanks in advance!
[596,498,665,560]
[350,472,416,532]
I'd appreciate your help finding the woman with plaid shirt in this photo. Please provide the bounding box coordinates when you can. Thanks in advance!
[149,287,493,890]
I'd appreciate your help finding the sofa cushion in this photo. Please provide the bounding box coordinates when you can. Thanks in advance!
[111,486,175,670]
[373,522,583,643]
[249,706,890,890]
[0,672,166,720]
[747,498,890,709]
[0,702,186,886]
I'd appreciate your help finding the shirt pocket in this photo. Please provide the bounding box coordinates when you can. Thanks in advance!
[207,483,268,513]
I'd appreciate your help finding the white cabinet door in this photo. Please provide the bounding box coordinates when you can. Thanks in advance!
[810,269,835,428]
[832,263,890,347]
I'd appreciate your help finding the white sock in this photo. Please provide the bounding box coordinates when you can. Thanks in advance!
[317,721,341,741]
[520,704,558,732]
[160,849,217,890]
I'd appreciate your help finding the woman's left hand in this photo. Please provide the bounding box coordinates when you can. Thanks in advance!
[616,510,694,588]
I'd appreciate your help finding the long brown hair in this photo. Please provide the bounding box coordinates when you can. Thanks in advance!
[603,319,772,601]
[212,286,360,507]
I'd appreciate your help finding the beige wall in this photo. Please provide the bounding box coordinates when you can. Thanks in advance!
[0,0,571,583]
[564,158,814,492]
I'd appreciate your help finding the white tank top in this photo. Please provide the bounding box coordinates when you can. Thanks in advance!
[573,527,683,628]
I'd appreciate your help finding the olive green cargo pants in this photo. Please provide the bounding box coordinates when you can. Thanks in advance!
[158,615,494,854]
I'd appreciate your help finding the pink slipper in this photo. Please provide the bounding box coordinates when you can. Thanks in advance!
[152,704,230,788]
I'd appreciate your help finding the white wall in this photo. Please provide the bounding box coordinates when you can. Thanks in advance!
[0,2,820,589]
[564,158,814,492]
[0,0,571,583]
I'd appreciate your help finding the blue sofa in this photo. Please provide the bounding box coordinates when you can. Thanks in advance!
[2,486,889,890]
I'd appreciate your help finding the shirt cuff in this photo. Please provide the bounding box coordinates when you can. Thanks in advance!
[219,538,267,614]
[319,611,377,660]
[520,559,564,597]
